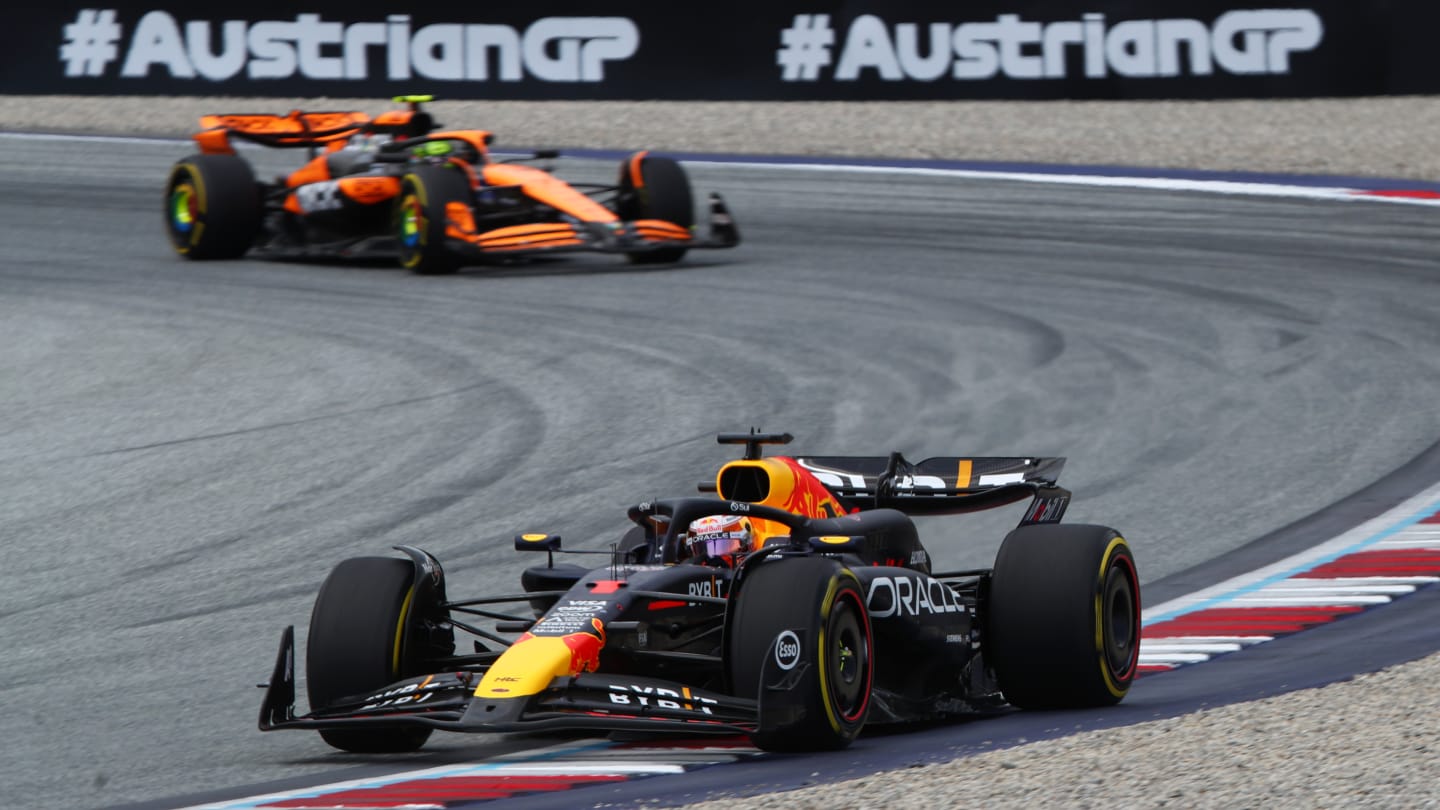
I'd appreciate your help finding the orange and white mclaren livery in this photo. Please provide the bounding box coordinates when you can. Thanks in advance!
[164,96,739,273]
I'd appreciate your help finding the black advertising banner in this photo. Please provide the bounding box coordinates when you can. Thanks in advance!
[5,1,1440,99]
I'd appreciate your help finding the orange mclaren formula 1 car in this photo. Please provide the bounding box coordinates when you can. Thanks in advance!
[164,96,739,273]
[258,432,1141,753]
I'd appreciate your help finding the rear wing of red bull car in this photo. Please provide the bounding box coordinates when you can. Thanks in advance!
[708,431,1070,525]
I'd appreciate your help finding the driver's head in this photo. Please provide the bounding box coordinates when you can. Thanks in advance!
[686,514,752,561]
[411,138,479,164]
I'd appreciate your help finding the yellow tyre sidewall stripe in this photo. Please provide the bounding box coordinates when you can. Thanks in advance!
[1094,536,1134,698]
[817,570,865,734]
[391,586,417,676]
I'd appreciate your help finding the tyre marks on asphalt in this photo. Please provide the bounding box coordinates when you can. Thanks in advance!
[1139,486,1440,672]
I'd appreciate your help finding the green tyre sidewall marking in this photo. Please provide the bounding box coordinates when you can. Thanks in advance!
[398,176,429,270]
[168,164,205,254]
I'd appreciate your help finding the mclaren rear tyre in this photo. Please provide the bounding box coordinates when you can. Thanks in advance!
[306,557,433,753]
[727,556,873,751]
[616,152,694,264]
[987,524,1141,709]
[165,154,261,260]
[396,166,471,274]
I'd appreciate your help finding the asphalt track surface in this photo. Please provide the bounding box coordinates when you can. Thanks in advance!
[2,136,1440,810]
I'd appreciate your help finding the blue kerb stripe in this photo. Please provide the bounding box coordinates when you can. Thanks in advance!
[1143,500,1440,625]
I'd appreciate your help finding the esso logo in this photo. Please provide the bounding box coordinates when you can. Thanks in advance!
[773,630,801,670]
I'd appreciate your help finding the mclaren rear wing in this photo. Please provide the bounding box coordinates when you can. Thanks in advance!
[194,111,373,153]
[194,97,440,155]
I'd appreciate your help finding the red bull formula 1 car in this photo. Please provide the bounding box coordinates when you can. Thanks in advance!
[259,432,1141,753]
[164,96,739,273]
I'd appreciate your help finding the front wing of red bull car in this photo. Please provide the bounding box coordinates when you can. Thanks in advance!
[259,433,1140,753]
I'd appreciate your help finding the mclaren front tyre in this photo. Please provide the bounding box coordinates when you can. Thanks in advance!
[396,165,472,274]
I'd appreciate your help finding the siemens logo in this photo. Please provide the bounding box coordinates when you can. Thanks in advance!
[779,10,1324,82]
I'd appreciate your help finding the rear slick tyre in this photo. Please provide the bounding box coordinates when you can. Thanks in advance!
[164,154,260,259]
[306,556,433,753]
[727,556,873,751]
[987,524,1141,709]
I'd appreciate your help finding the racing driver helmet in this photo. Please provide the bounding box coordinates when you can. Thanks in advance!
[685,514,752,563]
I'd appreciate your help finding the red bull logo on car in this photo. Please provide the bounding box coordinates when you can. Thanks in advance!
[562,618,606,675]
[473,616,609,698]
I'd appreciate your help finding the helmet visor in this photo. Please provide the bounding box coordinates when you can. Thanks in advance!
[690,531,744,559]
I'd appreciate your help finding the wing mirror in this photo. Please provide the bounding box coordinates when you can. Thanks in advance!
[515,533,561,551]
[809,535,864,553]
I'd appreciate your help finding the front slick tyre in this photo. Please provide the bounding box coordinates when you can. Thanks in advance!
[396,165,471,274]
[165,154,260,259]
[306,556,432,753]
[987,524,1141,709]
[616,152,694,264]
[728,556,873,751]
